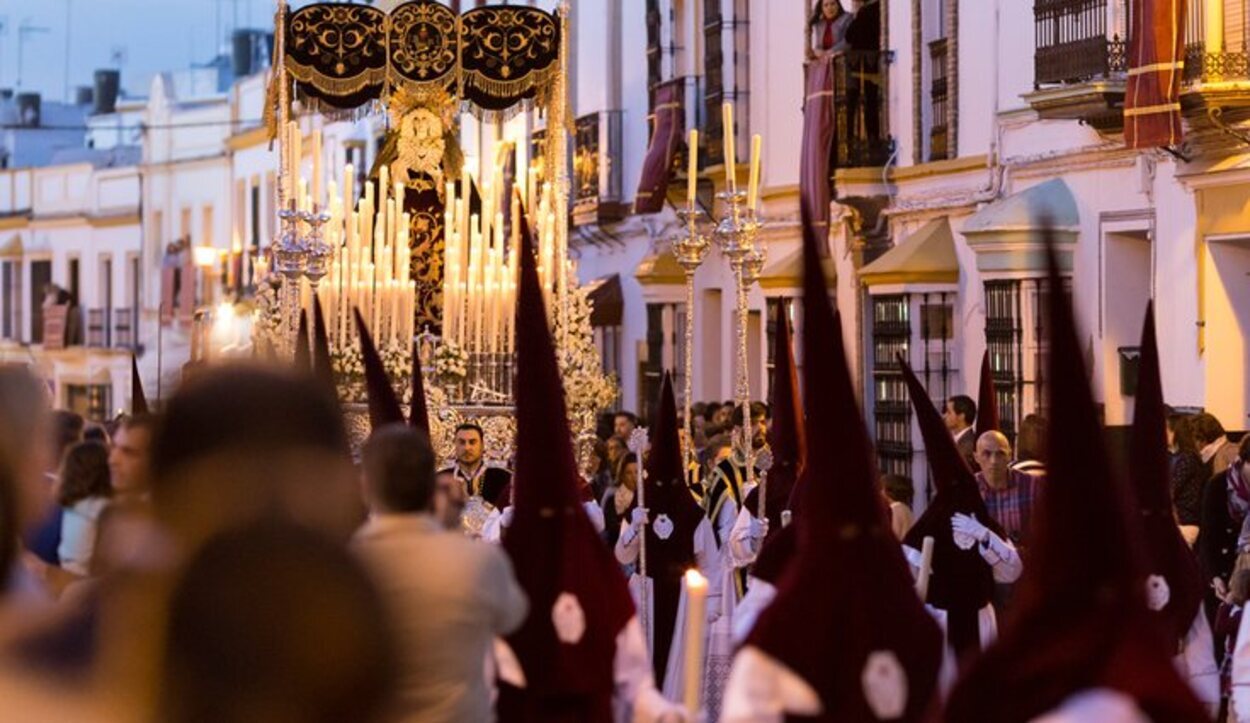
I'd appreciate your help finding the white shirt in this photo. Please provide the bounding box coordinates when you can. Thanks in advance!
[58,497,110,576]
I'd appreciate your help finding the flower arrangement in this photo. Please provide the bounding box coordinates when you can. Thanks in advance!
[552,278,620,426]
[250,273,285,352]
[330,339,412,404]
[433,339,469,383]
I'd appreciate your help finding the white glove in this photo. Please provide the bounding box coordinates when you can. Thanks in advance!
[500,506,515,529]
[748,515,769,541]
[950,512,989,550]
[629,506,649,529]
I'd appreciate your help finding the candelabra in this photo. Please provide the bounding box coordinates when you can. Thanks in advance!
[301,205,333,292]
[672,206,710,480]
[273,201,308,358]
[711,189,765,492]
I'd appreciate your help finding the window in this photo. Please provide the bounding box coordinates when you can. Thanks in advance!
[702,0,726,168]
[65,383,111,422]
[646,0,664,110]
[1,260,16,339]
[917,294,956,400]
[30,260,51,344]
[984,279,1063,441]
[68,257,81,305]
[872,295,912,478]
[929,38,949,161]
[764,297,795,396]
[641,301,687,415]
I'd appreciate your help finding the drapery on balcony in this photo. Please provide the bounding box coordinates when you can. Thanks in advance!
[831,49,889,168]
[1033,0,1130,87]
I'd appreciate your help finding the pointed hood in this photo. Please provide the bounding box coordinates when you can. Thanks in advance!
[974,350,999,437]
[1130,302,1205,643]
[131,355,149,415]
[502,206,634,714]
[745,217,943,721]
[293,309,311,375]
[942,230,1207,723]
[899,356,1005,656]
[745,302,805,533]
[407,342,430,433]
[638,371,704,681]
[311,294,336,396]
[354,307,405,430]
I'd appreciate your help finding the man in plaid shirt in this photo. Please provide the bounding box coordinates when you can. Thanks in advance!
[975,430,1044,547]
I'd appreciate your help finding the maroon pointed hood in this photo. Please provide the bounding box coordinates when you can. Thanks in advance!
[502,207,634,715]
[974,350,999,436]
[293,309,311,375]
[407,342,430,434]
[131,355,150,415]
[311,294,336,396]
[942,231,1207,723]
[746,302,805,533]
[745,217,943,721]
[899,355,1005,657]
[1130,302,1205,643]
[354,307,405,430]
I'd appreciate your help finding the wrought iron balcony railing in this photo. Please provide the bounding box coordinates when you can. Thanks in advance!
[1033,0,1129,87]
[832,49,890,168]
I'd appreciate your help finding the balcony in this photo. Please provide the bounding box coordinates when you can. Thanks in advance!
[82,306,139,350]
[1025,0,1130,130]
[571,110,627,227]
[1179,5,1250,144]
[832,50,890,168]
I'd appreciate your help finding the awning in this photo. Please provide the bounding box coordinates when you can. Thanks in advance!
[584,273,623,327]
[758,248,836,291]
[961,178,1079,274]
[860,217,958,286]
[634,247,685,286]
[633,79,684,214]
[0,234,23,257]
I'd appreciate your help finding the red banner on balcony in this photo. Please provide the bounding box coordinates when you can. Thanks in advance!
[1125,0,1187,148]
[800,54,836,256]
[633,80,684,215]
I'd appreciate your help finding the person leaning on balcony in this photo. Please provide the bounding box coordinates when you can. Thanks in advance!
[807,0,854,59]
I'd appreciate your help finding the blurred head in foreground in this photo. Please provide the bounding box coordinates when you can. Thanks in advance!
[159,519,397,723]
[150,364,360,551]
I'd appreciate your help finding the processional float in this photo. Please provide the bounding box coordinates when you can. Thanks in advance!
[237,0,616,471]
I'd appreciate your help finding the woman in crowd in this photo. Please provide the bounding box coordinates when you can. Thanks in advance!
[602,452,639,550]
[1169,413,1205,536]
[55,442,112,577]
[881,473,914,540]
[1200,436,1250,630]
[1011,414,1047,476]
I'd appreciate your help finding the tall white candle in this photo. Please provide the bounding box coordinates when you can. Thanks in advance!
[722,102,736,192]
[683,570,707,716]
[311,129,323,207]
[747,134,762,211]
[687,129,699,206]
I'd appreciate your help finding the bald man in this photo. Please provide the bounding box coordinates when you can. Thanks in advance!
[975,431,1044,548]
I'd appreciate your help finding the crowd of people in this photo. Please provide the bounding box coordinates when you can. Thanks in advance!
[0,219,1248,722]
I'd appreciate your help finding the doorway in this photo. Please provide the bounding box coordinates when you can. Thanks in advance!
[1206,237,1250,433]
[1102,229,1152,425]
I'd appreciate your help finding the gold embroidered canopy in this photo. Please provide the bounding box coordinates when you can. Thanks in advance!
[284,0,560,118]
